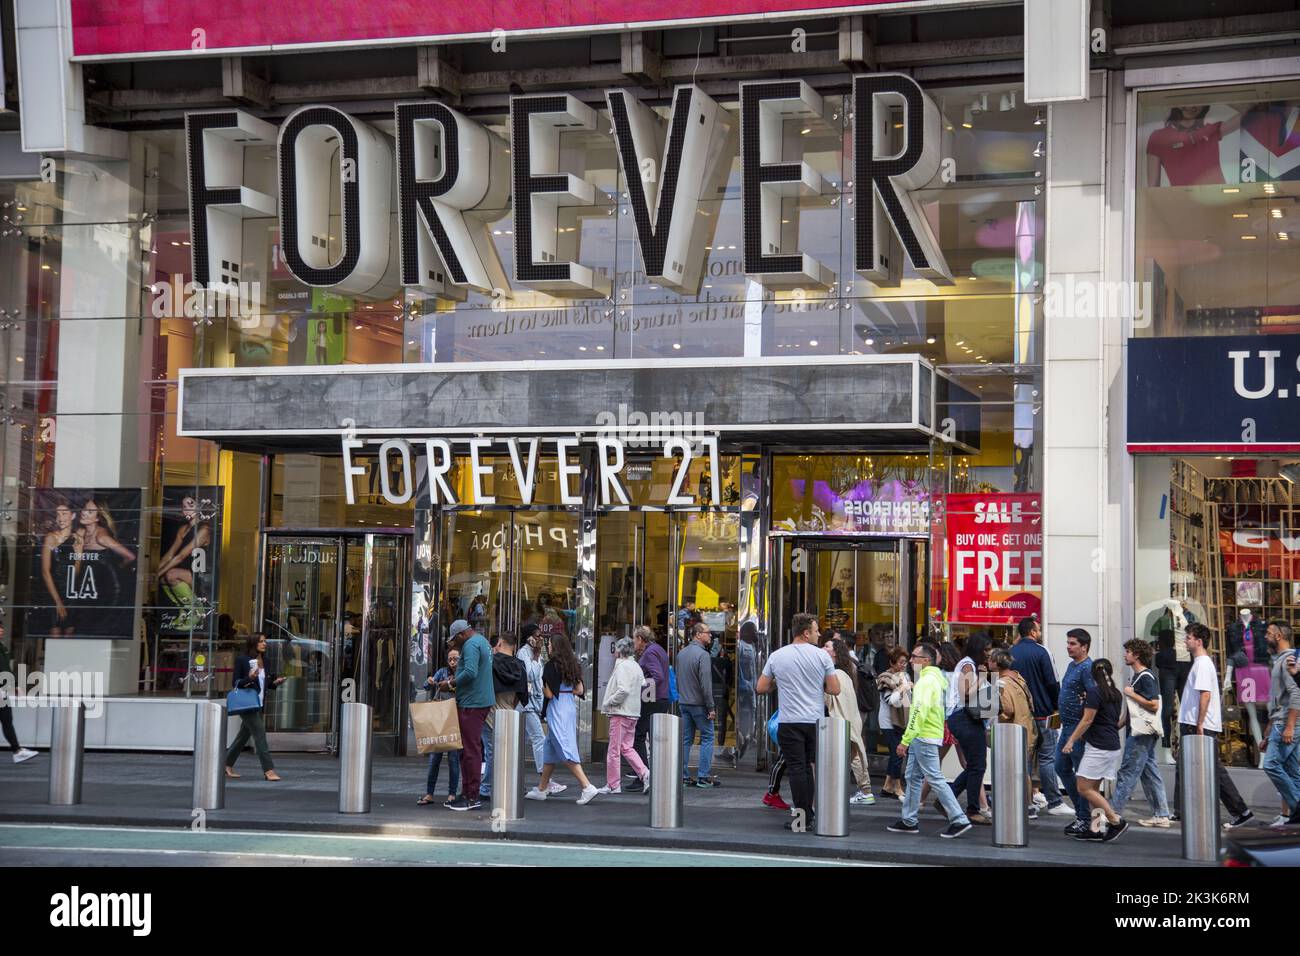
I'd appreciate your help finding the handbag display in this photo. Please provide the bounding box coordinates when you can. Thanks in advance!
[410,698,463,754]
[226,687,261,715]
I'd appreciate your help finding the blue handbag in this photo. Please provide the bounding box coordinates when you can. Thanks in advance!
[226,687,261,715]
[766,708,781,745]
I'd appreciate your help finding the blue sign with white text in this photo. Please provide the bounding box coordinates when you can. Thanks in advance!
[1128,335,1300,451]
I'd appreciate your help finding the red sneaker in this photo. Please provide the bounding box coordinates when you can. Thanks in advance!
[763,792,791,811]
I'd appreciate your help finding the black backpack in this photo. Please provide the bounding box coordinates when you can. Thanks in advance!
[856,656,879,715]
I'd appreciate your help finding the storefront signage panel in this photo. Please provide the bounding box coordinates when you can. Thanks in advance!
[185,73,951,301]
[72,1,988,59]
[1129,335,1300,453]
[944,492,1042,624]
[178,357,948,439]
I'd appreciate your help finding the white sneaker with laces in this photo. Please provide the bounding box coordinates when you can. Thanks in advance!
[546,782,567,794]
[1032,792,1048,809]
[1047,803,1075,816]
[524,788,548,801]
[576,785,600,805]
[596,786,621,795]
[13,748,38,764]
[1139,816,1172,828]
[849,791,876,805]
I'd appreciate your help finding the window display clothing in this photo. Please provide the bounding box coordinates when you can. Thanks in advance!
[1227,615,1269,667]
[1146,121,1226,185]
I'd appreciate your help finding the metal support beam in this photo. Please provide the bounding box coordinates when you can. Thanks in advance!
[838,16,876,72]
[621,32,662,85]
[417,46,462,102]
[222,57,271,109]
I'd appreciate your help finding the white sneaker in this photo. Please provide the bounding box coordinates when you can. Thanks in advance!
[1268,814,1288,830]
[13,748,37,764]
[524,788,548,801]
[850,791,876,805]
[576,785,600,805]
[546,782,567,795]
[1032,792,1048,809]
[641,770,650,789]
[1139,816,1172,828]
[596,786,621,795]
[1047,803,1075,816]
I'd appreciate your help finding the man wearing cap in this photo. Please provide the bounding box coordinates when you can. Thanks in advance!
[447,620,494,811]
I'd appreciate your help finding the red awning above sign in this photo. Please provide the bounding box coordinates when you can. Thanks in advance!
[71,0,979,59]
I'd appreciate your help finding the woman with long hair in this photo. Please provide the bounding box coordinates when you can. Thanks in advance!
[38,496,79,637]
[225,633,286,781]
[1146,104,1243,187]
[877,646,912,798]
[155,494,212,631]
[823,637,875,805]
[69,497,137,637]
[525,633,599,805]
[1061,658,1129,843]
[948,631,993,825]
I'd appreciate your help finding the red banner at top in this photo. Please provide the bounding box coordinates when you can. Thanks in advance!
[71,0,951,58]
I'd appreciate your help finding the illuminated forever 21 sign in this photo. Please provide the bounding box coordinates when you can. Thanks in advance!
[184,74,951,303]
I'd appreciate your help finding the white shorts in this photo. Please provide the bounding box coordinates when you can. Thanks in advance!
[1077,743,1123,781]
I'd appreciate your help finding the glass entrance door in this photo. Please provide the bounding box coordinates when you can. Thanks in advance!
[774,537,928,655]
[261,533,409,750]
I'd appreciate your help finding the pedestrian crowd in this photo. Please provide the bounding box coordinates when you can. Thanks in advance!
[396,610,1300,843]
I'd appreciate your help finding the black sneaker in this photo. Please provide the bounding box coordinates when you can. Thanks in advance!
[1101,818,1129,843]
[1074,829,1105,842]
[1226,810,1255,829]
[695,776,723,788]
[465,798,483,811]
[1064,820,1088,836]
[887,820,920,834]
[624,780,646,793]
[446,796,474,811]
[940,821,973,839]
[624,772,640,781]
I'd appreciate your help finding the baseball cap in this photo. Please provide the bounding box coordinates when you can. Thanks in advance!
[448,619,472,640]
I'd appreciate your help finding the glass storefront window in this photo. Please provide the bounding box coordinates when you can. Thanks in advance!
[1134,455,1300,767]
[1134,80,1300,338]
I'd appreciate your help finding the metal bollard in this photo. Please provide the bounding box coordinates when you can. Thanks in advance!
[1181,734,1220,863]
[649,712,683,829]
[815,716,850,837]
[192,701,227,811]
[491,710,526,822]
[991,722,1028,847]
[48,701,86,806]
[338,702,374,814]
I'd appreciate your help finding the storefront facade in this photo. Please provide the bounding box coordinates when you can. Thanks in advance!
[3,1,1292,781]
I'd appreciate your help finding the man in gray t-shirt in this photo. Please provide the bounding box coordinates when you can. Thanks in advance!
[757,613,840,828]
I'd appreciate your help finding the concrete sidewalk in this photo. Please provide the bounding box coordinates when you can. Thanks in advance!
[0,751,1206,866]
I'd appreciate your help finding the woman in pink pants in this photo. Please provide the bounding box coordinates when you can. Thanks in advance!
[599,636,650,794]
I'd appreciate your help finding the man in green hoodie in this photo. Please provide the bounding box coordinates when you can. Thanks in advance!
[447,619,494,811]
[887,642,971,838]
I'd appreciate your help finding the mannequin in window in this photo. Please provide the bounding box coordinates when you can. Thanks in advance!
[824,588,850,633]
[1146,105,1243,187]
[1150,599,1194,763]
[1229,607,1270,766]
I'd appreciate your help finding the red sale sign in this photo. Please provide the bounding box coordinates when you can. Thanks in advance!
[945,493,1042,625]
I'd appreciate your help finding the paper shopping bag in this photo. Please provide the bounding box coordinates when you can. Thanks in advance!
[411,698,463,754]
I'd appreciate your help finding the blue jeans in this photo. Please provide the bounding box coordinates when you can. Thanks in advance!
[883,727,904,779]
[481,713,495,797]
[901,739,968,828]
[1055,722,1088,823]
[680,704,714,780]
[1031,719,1062,806]
[1263,722,1300,809]
[521,708,546,774]
[1112,732,1170,817]
[425,748,460,797]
